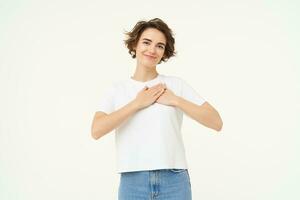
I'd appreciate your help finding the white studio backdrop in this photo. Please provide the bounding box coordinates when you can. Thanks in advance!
[0,0,299,199]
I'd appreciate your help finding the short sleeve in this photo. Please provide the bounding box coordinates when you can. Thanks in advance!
[97,85,115,114]
[179,78,206,106]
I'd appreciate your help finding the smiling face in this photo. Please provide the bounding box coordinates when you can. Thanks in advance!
[134,28,166,68]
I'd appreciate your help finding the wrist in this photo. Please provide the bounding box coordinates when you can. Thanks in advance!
[172,95,182,107]
[130,99,143,111]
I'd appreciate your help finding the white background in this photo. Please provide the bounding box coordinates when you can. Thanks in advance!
[1,0,299,199]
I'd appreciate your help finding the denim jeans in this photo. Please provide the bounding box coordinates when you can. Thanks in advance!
[118,169,192,200]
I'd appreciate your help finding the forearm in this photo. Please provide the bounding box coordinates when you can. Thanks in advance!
[174,96,223,131]
[92,100,140,139]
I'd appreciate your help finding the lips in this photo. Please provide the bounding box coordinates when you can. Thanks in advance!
[144,54,157,59]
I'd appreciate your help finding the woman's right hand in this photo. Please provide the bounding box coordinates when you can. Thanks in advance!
[133,83,166,110]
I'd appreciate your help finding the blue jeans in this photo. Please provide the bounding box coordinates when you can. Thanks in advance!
[118,169,192,200]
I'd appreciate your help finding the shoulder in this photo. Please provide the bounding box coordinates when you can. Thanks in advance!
[103,79,135,97]
[99,80,124,97]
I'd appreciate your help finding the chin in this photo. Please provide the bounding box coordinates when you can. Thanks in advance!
[141,60,158,68]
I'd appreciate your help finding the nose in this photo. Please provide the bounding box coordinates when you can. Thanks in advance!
[148,45,156,54]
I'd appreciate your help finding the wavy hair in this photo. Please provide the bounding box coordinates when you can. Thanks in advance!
[124,18,176,64]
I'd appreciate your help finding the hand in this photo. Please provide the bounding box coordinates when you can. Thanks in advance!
[156,85,179,106]
[133,83,166,110]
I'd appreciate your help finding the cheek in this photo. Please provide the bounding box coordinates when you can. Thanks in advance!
[159,50,165,58]
[135,47,145,56]
[138,46,147,53]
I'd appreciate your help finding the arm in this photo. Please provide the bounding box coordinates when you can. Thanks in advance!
[156,86,223,132]
[174,97,223,132]
[91,83,166,140]
[91,100,140,140]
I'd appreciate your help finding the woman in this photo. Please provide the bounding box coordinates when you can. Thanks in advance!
[91,18,223,200]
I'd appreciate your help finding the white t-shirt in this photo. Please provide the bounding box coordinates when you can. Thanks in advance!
[97,74,206,173]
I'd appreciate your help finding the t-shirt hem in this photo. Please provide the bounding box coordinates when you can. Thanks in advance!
[116,165,189,174]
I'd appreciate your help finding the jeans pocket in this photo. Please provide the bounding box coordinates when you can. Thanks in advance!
[169,168,186,173]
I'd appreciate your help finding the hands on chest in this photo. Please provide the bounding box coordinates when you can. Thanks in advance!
[133,83,179,110]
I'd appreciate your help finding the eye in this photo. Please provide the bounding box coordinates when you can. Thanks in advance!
[143,41,150,45]
[158,45,165,49]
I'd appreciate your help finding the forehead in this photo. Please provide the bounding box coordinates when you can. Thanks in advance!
[139,28,166,44]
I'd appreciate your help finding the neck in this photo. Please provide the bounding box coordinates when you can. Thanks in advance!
[131,63,159,82]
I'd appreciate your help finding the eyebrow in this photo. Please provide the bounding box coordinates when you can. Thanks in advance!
[142,38,166,46]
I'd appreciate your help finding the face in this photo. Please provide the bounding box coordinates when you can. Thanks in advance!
[134,28,166,68]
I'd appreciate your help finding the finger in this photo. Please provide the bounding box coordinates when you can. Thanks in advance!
[152,89,161,96]
[155,90,165,100]
[162,83,167,90]
[140,86,148,91]
[148,86,162,94]
[153,88,165,97]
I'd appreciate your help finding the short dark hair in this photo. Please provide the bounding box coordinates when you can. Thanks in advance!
[124,18,176,64]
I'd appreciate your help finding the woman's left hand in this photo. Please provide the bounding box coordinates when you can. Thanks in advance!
[156,84,179,106]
